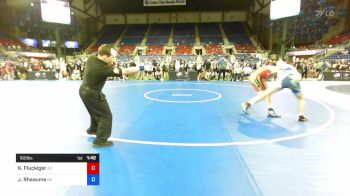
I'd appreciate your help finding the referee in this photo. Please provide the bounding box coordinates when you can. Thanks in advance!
[80,44,142,147]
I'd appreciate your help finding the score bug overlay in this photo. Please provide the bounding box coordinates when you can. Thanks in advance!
[16,154,100,186]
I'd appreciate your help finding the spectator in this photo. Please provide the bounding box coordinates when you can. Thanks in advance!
[218,56,227,80]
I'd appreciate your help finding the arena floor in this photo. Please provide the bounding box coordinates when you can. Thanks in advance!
[1,80,349,196]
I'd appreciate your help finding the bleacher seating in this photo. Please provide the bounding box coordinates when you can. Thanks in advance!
[223,23,247,37]
[125,25,148,36]
[173,23,195,44]
[223,22,256,53]
[147,36,169,45]
[226,35,251,44]
[89,45,99,53]
[326,32,350,46]
[146,45,164,55]
[121,37,144,45]
[118,45,136,55]
[235,44,257,53]
[86,22,263,55]
[95,25,125,46]
[200,36,223,44]
[147,24,171,45]
[175,45,193,55]
[198,23,222,44]
[89,25,125,52]
[116,25,148,54]
[205,44,223,55]
[174,36,195,45]
[271,0,345,43]
[121,25,148,45]
[325,47,350,61]
[0,32,31,51]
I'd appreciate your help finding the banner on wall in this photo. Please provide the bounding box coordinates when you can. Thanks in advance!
[144,0,186,6]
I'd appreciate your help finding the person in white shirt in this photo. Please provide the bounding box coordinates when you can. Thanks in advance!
[59,58,67,79]
[241,59,308,122]
[175,59,181,71]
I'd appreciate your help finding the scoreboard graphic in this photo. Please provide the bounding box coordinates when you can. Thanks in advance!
[16,154,100,186]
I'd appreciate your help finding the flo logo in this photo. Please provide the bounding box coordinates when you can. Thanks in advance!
[315,9,335,17]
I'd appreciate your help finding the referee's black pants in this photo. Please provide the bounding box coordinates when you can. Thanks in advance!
[79,85,112,142]
[218,69,226,80]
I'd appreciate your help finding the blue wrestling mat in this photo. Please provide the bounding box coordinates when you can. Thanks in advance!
[1,81,349,196]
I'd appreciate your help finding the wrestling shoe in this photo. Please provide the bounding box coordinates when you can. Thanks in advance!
[93,140,113,147]
[241,102,251,113]
[298,115,308,122]
[267,109,281,118]
[87,129,96,135]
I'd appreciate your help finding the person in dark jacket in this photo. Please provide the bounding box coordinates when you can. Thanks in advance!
[80,44,143,147]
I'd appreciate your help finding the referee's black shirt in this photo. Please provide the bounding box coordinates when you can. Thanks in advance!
[82,55,121,91]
